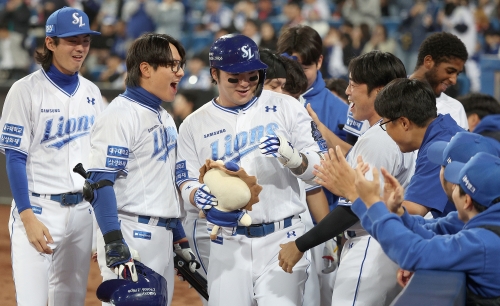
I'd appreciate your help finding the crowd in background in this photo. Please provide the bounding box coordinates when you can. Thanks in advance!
[2,0,500,94]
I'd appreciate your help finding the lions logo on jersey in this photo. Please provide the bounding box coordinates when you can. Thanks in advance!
[152,126,177,162]
[209,122,278,163]
[40,115,95,149]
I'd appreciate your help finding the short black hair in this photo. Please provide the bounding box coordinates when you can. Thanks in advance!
[458,93,500,119]
[259,49,287,80]
[348,51,407,94]
[277,25,322,65]
[416,32,468,69]
[325,78,349,101]
[125,33,186,87]
[374,78,437,127]
[282,56,307,98]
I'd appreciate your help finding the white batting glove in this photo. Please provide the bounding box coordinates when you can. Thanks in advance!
[322,239,338,274]
[259,135,302,168]
[194,184,218,210]
[173,242,201,273]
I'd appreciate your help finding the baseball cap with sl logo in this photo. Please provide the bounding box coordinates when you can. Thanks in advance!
[46,7,101,38]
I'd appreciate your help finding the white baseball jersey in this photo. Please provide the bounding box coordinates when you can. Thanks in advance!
[0,69,105,193]
[176,90,321,223]
[88,95,182,219]
[338,122,415,236]
[437,93,469,130]
[1,68,104,306]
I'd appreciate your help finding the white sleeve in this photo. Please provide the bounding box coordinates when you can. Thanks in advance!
[0,81,33,155]
[175,118,203,187]
[285,97,323,182]
[88,107,134,174]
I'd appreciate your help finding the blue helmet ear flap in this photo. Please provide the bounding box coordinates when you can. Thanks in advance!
[96,261,168,306]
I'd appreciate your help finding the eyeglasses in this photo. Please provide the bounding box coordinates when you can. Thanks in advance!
[380,118,399,131]
[168,60,185,73]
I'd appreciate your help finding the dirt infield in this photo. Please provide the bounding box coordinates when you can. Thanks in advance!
[0,205,203,306]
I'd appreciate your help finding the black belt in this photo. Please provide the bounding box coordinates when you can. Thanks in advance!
[32,192,84,206]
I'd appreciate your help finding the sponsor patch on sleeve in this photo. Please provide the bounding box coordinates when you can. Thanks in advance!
[107,146,129,158]
[106,157,127,169]
[0,134,21,147]
[3,123,24,136]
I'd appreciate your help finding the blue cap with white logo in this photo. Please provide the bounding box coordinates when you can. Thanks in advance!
[46,7,101,38]
[427,132,498,166]
[444,152,500,207]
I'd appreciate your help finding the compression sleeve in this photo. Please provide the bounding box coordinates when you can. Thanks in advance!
[89,171,119,237]
[172,222,187,242]
[295,205,359,252]
[5,149,30,213]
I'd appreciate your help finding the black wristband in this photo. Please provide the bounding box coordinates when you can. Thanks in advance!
[103,229,124,244]
[295,205,359,252]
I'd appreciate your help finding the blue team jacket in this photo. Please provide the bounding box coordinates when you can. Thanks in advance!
[352,199,500,298]
[302,71,348,141]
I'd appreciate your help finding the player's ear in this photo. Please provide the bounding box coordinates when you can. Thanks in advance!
[210,68,218,84]
[140,62,151,78]
[46,37,56,52]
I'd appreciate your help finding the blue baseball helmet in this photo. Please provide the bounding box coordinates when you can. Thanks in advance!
[209,34,267,97]
[96,261,167,306]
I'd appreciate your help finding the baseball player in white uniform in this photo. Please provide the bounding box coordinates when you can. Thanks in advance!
[176,34,325,306]
[86,33,198,306]
[0,7,103,306]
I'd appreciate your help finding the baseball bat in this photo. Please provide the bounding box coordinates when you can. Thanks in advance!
[174,254,209,301]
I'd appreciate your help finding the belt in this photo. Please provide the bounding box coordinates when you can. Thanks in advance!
[235,216,294,238]
[138,216,179,230]
[32,192,84,206]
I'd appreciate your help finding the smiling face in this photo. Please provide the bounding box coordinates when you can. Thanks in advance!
[142,43,184,102]
[213,69,260,107]
[346,73,380,125]
[423,56,465,97]
[48,34,90,75]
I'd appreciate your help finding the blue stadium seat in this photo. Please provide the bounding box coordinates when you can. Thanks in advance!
[381,16,401,39]
[190,31,214,55]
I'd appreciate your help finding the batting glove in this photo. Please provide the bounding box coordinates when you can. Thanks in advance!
[259,135,302,168]
[105,239,138,282]
[174,241,201,273]
[194,184,218,210]
[322,239,338,274]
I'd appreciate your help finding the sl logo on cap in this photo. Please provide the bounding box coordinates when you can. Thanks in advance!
[72,12,85,28]
[241,45,254,60]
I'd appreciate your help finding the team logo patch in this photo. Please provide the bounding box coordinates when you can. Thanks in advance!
[241,45,254,59]
[72,12,86,27]
[107,146,129,158]
[31,206,42,215]
[133,230,151,240]
[46,24,55,34]
[0,134,21,147]
[3,123,24,136]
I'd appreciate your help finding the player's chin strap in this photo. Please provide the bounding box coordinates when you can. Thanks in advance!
[73,163,114,203]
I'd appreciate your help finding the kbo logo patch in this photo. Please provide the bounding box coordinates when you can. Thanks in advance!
[46,25,55,33]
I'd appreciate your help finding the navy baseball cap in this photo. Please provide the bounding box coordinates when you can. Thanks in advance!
[427,132,498,166]
[46,7,101,38]
[444,152,500,207]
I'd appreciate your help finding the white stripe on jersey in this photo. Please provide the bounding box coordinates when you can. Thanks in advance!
[88,95,181,219]
[0,69,105,194]
[176,90,321,223]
